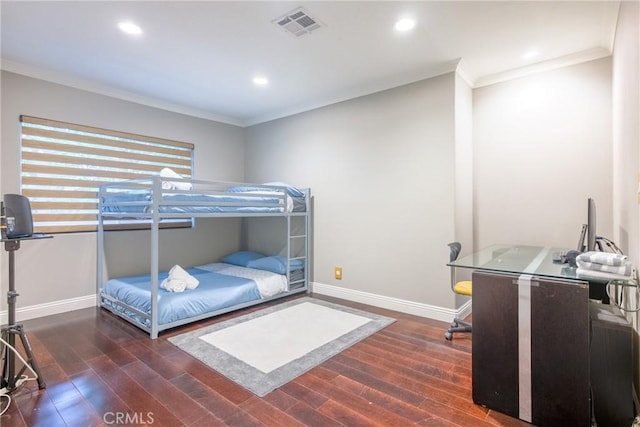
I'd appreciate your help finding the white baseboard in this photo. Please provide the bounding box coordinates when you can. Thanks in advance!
[311,282,471,323]
[0,286,473,326]
[0,294,97,324]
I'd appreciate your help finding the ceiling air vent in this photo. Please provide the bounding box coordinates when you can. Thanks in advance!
[273,7,324,37]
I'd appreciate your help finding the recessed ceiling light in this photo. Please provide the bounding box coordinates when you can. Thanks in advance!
[394,18,416,32]
[522,49,539,61]
[253,76,269,86]
[118,21,142,35]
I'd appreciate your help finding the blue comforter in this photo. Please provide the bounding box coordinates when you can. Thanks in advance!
[100,192,299,214]
[101,267,261,325]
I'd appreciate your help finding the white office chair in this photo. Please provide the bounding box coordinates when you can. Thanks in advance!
[445,242,472,340]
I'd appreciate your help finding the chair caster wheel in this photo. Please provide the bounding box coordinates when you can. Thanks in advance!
[444,332,453,340]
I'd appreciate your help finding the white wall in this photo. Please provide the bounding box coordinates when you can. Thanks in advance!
[244,73,459,309]
[454,72,474,252]
[612,0,640,266]
[453,71,474,295]
[473,58,613,250]
[611,0,640,390]
[0,71,246,312]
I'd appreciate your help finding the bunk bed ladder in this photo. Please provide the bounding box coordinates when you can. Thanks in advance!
[286,191,310,292]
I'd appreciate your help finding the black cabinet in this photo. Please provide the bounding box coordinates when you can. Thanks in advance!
[590,303,635,427]
[472,271,636,426]
[472,271,592,426]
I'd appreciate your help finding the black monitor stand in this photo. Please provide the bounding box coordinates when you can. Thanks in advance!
[1,235,49,392]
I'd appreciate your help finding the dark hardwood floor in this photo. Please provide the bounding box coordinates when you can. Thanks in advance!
[1,294,531,426]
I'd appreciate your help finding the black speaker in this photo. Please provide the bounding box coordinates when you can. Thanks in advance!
[590,303,635,427]
[2,194,33,238]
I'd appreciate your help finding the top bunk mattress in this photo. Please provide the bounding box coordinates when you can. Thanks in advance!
[99,179,307,216]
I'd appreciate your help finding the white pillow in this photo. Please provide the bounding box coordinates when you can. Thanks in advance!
[160,168,192,190]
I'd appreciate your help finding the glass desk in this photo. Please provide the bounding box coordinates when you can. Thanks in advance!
[449,244,635,426]
[448,244,637,292]
[447,245,577,279]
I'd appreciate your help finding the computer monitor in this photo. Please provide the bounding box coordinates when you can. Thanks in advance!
[577,223,588,252]
[576,198,597,252]
[587,198,596,251]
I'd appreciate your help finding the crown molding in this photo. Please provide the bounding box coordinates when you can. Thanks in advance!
[244,59,463,126]
[473,47,612,88]
[1,59,243,127]
[2,47,613,128]
[454,58,476,88]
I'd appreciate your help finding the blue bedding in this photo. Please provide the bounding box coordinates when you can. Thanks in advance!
[101,267,261,326]
[101,192,291,214]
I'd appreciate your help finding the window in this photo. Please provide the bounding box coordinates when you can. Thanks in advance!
[20,115,194,233]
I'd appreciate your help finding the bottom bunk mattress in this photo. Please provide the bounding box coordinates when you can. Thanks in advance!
[100,263,288,326]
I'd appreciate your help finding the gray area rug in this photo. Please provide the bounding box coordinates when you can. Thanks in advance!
[168,297,395,397]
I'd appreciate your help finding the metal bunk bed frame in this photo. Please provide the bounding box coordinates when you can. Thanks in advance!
[96,176,311,338]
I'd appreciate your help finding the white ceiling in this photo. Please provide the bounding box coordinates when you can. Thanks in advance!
[1,1,621,127]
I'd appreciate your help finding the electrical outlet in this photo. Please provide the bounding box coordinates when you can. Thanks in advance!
[334,267,342,280]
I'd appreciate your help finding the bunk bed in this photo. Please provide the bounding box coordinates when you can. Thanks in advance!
[97,176,311,338]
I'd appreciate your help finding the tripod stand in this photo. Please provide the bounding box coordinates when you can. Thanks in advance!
[1,237,46,393]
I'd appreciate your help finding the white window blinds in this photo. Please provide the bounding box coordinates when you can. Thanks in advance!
[20,115,194,233]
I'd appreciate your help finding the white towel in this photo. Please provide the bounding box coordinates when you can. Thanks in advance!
[576,260,634,276]
[160,265,199,292]
[160,167,192,191]
[576,268,634,282]
[576,251,628,267]
[160,277,187,292]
